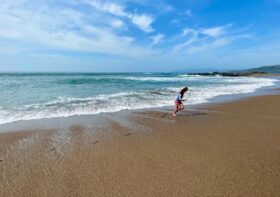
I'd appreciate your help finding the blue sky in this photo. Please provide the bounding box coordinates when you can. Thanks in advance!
[0,0,280,72]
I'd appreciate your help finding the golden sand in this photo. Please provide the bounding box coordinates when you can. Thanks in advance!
[1,94,280,196]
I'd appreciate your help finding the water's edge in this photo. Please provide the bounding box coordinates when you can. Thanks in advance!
[1,76,279,133]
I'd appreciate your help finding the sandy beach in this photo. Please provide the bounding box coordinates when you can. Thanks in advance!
[1,0,280,196]
[1,93,280,196]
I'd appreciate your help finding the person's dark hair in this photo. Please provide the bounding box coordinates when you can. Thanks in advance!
[180,87,188,98]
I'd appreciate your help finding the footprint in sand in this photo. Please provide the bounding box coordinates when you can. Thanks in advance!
[123,133,132,137]
[161,113,169,117]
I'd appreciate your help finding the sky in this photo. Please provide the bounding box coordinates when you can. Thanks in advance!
[0,0,280,72]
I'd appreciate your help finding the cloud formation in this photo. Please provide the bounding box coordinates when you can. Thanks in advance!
[0,0,158,57]
[172,24,243,54]
[84,0,154,32]
[1,0,278,71]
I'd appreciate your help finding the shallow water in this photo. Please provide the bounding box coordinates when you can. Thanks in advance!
[0,72,278,125]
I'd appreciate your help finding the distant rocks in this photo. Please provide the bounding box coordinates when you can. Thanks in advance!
[187,65,280,77]
[189,71,267,77]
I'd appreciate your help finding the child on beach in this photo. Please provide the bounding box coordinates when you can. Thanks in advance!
[173,87,188,117]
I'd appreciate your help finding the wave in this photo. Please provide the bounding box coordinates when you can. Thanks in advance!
[115,76,210,82]
[0,74,234,87]
[0,77,277,125]
[58,75,222,84]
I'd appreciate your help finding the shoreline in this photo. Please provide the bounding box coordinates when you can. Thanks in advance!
[1,76,280,133]
[1,90,280,196]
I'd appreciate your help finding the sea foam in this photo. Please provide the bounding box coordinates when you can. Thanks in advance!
[0,74,278,125]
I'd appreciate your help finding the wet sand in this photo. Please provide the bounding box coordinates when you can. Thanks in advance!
[1,94,280,196]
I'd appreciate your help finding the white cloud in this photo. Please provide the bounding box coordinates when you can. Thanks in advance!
[130,14,154,32]
[111,19,125,28]
[182,24,232,38]
[201,26,227,37]
[171,23,251,54]
[186,38,231,54]
[0,0,158,57]
[170,9,193,26]
[151,34,165,45]
[83,0,127,17]
[172,36,198,53]
[83,0,155,32]
[156,2,174,12]
[0,0,256,67]
[182,28,198,36]
[102,2,127,16]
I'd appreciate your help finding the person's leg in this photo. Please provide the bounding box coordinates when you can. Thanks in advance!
[180,103,184,110]
[173,103,180,116]
[173,107,178,116]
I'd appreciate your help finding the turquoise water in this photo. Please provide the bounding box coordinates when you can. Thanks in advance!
[0,73,278,125]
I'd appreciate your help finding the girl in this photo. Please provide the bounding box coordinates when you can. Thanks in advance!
[173,87,188,117]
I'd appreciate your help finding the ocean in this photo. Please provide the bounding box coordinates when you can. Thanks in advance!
[0,73,278,125]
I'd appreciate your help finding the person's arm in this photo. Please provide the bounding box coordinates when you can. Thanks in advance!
[178,94,185,101]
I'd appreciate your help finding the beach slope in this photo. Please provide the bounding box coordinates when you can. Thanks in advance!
[1,94,280,196]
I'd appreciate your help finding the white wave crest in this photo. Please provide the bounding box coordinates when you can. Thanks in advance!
[0,77,278,125]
